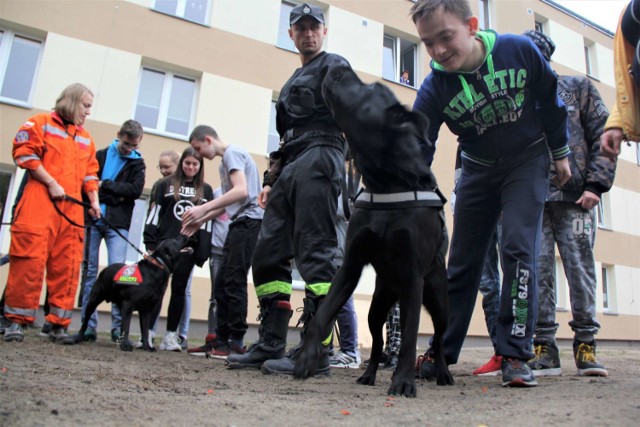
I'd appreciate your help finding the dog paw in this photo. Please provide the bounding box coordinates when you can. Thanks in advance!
[436,370,455,386]
[120,340,134,352]
[356,372,377,386]
[388,379,417,398]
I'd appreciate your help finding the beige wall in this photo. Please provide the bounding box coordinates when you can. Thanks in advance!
[0,0,638,345]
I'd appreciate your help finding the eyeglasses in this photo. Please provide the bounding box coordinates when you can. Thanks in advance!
[117,138,140,149]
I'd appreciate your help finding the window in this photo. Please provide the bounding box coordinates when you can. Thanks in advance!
[636,140,640,165]
[277,1,297,52]
[554,258,568,310]
[134,67,196,138]
[125,198,150,263]
[584,39,598,78]
[267,100,280,154]
[0,29,42,106]
[601,265,616,313]
[153,0,211,25]
[478,0,491,29]
[597,192,610,229]
[534,21,544,32]
[383,34,417,88]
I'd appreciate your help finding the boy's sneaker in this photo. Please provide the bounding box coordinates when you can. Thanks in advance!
[574,340,608,377]
[49,326,75,345]
[187,333,216,356]
[77,328,97,343]
[178,335,188,351]
[111,328,121,343]
[501,357,538,387]
[330,351,360,369]
[415,351,436,379]
[473,354,503,376]
[159,331,182,351]
[3,322,24,342]
[207,343,230,360]
[527,341,562,376]
[382,354,398,371]
[39,322,53,337]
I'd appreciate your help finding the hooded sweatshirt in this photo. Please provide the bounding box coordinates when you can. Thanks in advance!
[414,30,569,166]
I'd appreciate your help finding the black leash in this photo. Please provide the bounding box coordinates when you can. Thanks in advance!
[57,195,147,259]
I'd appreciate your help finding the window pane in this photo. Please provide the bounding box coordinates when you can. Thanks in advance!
[135,68,165,129]
[401,43,416,87]
[166,75,195,136]
[184,0,208,24]
[1,36,41,102]
[155,0,178,15]
[277,2,297,52]
[383,36,396,81]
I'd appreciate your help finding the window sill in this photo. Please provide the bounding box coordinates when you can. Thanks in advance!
[150,8,210,27]
[382,77,416,90]
[0,98,32,109]
[597,224,613,231]
[603,310,619,316]
[142,128,189,142]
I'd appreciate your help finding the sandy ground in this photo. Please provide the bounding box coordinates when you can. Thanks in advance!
[0,328,638,427]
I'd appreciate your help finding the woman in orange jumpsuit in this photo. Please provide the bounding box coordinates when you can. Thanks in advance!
[3,83,101,344]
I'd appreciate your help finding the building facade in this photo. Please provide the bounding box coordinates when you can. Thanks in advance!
[0,0,637,346]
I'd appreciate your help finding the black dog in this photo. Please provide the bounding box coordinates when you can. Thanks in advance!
[75,235,189,351]
[293,65,454,397]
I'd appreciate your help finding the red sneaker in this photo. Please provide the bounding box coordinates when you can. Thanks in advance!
[473,354,503,376]
[187,333,216,357]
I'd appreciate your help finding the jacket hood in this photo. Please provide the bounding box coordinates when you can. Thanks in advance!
[109,139,142,160]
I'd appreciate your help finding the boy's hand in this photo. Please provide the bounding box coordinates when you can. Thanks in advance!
[576,190,600,211]
[181,205,206,236]
[552,157,571,188]
[258,186,271,209]
[600,128,624,158]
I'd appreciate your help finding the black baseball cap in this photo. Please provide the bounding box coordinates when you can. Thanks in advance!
[290,3,325,25]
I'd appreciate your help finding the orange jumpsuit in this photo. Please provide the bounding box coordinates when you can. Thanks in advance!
[4,112,99,328]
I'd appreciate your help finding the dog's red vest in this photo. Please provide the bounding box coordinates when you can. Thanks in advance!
[113,264,143,286]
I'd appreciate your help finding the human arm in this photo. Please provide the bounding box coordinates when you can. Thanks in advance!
[258,185,271,209]
[100,160,146,204]
[86,189,101,219]
[28,164,65,200]
[181,169,248,235]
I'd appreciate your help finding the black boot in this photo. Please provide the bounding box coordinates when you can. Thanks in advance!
[261,297,331,376]
[226,299,292,370]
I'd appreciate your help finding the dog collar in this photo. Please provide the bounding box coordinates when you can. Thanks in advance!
[356,190,442,204]
[143,253,167,270]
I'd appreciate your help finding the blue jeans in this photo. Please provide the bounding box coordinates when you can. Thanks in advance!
[80,223,128,331]
[178,273,192,338]
[478,223,502,349]
[336,295,358,357]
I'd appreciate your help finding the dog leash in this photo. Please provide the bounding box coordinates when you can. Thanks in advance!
[62,195,168,270]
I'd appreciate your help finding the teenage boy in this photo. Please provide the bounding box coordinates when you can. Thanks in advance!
[522,30,616,378]
[78,120,145,343]
[410,0,571,387]
[182,125,263,358]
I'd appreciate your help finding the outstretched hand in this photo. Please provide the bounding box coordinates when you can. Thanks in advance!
[600,128,624,159]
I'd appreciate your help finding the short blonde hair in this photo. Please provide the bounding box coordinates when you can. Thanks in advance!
[159,150,180,165]
[54,83,93,124]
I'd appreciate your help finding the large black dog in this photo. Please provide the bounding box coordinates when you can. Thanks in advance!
[75,235,189,351]
[293,65,454,397]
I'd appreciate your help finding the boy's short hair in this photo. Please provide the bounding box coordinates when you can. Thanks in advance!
[189,124,218,142]
[410,0,473,24]
[117,119,144,140]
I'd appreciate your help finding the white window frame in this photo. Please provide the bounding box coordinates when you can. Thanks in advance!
[0,28,43,108]
[478,0,491,30]
[267,99,280,155]
[277,1,298,53]
[584,39,598,79]
[152,0,212,26]
[134,66,198,140]
[125,198,150,263]
[383,33,417,88]
[554,257,569,311]
[597,192,611,230]
[601,265,617,314]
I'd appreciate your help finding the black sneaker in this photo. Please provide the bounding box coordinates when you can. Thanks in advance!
[3,322,25,342]
[501,357,538,387]
[39,322,53,337]
[111,328,121,343]
[574,340,608,377]
[415,351,436,379]
[0,316,11,335]
[49,326,75,345]
[527,341,562,376]
[382,354,398,371]
[363,351,389,368]
[178,335,188,351]
[187,333,216,356]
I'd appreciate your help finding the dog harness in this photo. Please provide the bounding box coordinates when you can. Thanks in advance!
[113,264,143,286]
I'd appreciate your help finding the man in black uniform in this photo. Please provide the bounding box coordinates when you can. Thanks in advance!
[226,3,350,375]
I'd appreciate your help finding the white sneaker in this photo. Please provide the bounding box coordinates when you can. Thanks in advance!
[329,350,360,369]
[134,331,155,349]
[159,331,182,351]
